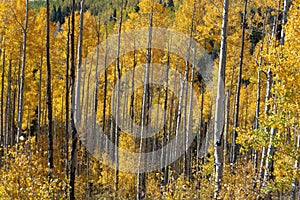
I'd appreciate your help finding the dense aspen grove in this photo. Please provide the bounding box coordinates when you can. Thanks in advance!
[0,0,299,199]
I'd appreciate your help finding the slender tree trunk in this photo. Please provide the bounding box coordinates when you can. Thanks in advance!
[262,126,277,188]
[223,89,230,165]
[12,59,18,147]
[17,0,29,144]
[262,10,280,185]
[258,12,278,185]
[137,8,153,200]
[110,63,116,158]
[170,63,180,180]
[5,58,12,151]
[37,55,43,144]
[204,103,213,164]
[280,0,289,45]
[130,42,136,134]
[70,0,84,196]
[103,22,108,151]
[183,0,196,179]
[90,16,101,197]
[258,68,273,183]
[0,29,5,156]
[161,40,171,185]
[69,0,78,198]
[254,12,266,180]
[231,0,248,171]
[46,0,54,176]
[213,0,229,197]
[0,48,5,165]
[185,46,196,180]
[114,2,124,198]
[224,50,236,165]
[291,132,300,199]
[65,15,70,199]
[174,71,184,167]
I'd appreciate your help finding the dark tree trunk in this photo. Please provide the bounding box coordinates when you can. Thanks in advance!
[137,8,153,200]
[46,0,54,175]
[231,0,248,171]
[69,0,77,198]
[114,2,125,198]
[0,48,5,165]
[65,15,70,199]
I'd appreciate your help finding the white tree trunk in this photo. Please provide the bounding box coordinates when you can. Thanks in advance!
[213,0,229,197]
[16,0,29,144]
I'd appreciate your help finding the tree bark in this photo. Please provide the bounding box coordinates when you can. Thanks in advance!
[258,68,272,183]
[5,58,12,151]
[262,126,277,188]
[258,12,277,183]
[0,48,5,166]
[103,22,108,151]
[137,8,153,200]
[16,0,29,144]
[161,40,171,185]
[183,0,196,179]
[231,0,248,171]
[213,0,229,197]
[46,0,54,175]
[69,0,80,198]
[291,132,300,199]
[261,8,280,185]
[114,2,124,198]
[0,48,3,164]
[254,12,266,180]
[37,55,43,144]
[280,0,289,45]
[65,15,70,199]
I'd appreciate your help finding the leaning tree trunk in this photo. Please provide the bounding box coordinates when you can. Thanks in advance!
[16,0,29,144]
[213,0,229,198]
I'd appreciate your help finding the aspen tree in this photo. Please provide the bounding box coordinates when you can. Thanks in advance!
[214,0,229,197]
[46,0,54,175]
[16,0,29,144]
